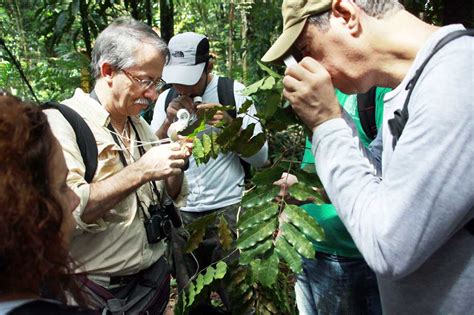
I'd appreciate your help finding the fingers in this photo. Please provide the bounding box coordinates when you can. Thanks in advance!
[196,102,220,110]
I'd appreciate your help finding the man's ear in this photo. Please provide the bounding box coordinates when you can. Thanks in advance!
[100,62,116,84]
[332,0,361,36]
[206,58,214,73]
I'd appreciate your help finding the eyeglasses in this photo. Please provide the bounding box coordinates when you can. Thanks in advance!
[120,68,167,91]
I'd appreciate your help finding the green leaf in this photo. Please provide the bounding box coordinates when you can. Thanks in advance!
[194,274,205,295]
[288,182,325,204]
[241,185,280,208]
[237,217,277,249]
[274,235,302,273]
[253,90,281,119]
[230,267,248,287]
[186,212,218,231]
[238,202,279,229]
[257,60,283,79]
[215,261,227,279]
[265,106,301,131]
[209,131,220,159]
[237,133,267,158]
[284,204,325,242]
[255,251,279,287]
[260,76,276,90]
[186,117,207,138]
[251,166,288,186]
[187,282,196,307]
[192,137,205,165]
[238,99,254,115]
[291,168,323,187]
[241,77,266,96]
[281,222,315,259]
[218,216,233,250]
[216,117,243,146]
[203,265,216,285]
[239,238,273,265]
[184,228,206,253]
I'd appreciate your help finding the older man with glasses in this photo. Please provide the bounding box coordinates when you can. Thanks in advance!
[45,17,190,314]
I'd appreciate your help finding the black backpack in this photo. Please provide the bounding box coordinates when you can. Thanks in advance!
[164,76,253,181]
[42,102,97,183]
[387,29,474,235]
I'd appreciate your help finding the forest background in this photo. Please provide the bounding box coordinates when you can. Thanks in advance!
[1,0,472,103]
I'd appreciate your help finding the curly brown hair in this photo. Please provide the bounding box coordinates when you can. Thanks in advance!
[0,95,87,305]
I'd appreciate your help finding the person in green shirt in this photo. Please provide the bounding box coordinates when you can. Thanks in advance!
[294,87,390,315]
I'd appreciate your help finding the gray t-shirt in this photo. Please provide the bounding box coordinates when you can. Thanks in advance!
[312,25,473,314]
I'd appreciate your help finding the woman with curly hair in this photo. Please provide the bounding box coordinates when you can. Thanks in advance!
[0,93,97,314]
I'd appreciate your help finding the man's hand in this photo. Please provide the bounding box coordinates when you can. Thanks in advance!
[136,142,191,182]
[282,57,341,131]
[166,95,194,123]
[196,102,232,126]
[273,172,299,198]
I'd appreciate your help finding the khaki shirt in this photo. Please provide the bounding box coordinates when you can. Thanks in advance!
[46,89,187,286]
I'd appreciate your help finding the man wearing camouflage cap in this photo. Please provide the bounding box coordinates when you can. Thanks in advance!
[263,0,474,314]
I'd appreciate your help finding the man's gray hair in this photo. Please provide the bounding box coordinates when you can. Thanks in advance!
[90,17,169,79]
[308,0,404,30]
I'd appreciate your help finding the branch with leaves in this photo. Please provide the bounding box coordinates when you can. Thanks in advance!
[176,62,327,315]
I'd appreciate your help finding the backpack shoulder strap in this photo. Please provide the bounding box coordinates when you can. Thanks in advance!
[217,76,253,181]
[164,87,180,113]
[388,29,474,149]
[357,86,378,141]
[42,102,97,183]
[217,76,237,117]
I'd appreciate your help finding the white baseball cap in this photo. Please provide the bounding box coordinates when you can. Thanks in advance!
[163,32,210,86]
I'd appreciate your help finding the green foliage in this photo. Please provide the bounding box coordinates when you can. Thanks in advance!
[175,261,228,315]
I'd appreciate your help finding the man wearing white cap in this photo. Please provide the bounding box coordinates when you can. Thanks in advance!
[263,0,473,314]
[150,32,268,310]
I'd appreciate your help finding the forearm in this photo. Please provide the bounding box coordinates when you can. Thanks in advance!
[164,172,183,199]
[312,115,473,278]
[82,163,146,223]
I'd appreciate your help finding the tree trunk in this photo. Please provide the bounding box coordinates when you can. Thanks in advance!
[228,0,234,77]
[241,3,249,83]
[129,0,140,20]
[79,0,92,60]
[145,0,153,26]
[443,0,473,28]
[160,0,174,43]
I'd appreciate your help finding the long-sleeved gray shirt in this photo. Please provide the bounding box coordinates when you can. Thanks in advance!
[312,25,473,314]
